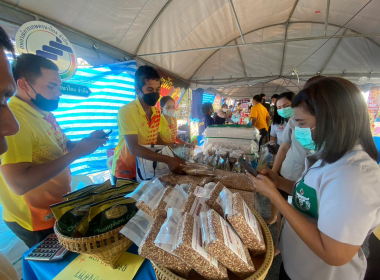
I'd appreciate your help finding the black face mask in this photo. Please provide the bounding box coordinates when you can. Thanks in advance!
[141,92,160,106]
[26,81,59,111]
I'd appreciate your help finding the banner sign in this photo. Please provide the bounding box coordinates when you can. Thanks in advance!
[156,68,189,109]
[60,82,91,98]
[368,87,380,135]
[16,21,77,80]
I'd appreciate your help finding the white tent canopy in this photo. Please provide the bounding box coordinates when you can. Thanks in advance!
[1,0,380,97]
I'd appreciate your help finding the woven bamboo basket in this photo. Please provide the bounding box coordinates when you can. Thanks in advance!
[151,207,274,280]
[54,223,133,268]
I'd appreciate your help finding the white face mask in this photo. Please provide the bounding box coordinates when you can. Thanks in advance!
[222,109,227,112]
[163,109,176,117]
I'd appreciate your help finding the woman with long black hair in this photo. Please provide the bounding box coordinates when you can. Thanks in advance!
[249,77,380,280]
[270,92,295,145]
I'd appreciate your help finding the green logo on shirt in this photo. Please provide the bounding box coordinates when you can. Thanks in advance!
[292,179,319,218]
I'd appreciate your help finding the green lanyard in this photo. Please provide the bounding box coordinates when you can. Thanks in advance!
[292,179,319,219]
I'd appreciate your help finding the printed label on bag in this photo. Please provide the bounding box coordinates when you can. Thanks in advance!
[219,216,248,264]
[243,201,261,242]
[45,213,54,221]
[192,218,218,267]
[189,197,209,218]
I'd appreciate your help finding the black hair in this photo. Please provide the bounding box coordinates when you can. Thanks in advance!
[221,104,228,108]
[271,94,279,100]
[237,102,241,106]
[12,53,59,84]
[202,102,213,114]
[253,95,262,103]
[292,77,378,163]
[260,93,265,97]
[0,27,14,56]
[0,26,15,57]
[273,92,295,125]
[303,75,325,89]
[160,95,174,108]
[135,65,161,91]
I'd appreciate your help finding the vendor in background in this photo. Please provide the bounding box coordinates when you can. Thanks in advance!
[0,26,23,280]
[202,102,215,129]
[227,105,234,119]
[248,77,380,280]
[112,66,185,180]
[260,93,271,113]
[250,95,270,147]
[267,92,296,227]
[235,102,242,113]
[0,53,107,248]
[214,103,228,124]
[270,94,279,119]
[159,95,192,147]
[270,92,295,145]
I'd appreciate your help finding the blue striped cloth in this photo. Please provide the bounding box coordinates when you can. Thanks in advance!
[55,61,137,175]
[202,92,216,104]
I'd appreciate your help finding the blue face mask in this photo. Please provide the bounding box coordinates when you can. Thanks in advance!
[277,107,294,118]
[295,126,316,150]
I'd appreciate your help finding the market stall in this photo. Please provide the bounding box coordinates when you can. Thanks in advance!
[1,0,380,279]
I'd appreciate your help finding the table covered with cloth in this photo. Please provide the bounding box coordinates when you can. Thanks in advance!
[22,244,157,280]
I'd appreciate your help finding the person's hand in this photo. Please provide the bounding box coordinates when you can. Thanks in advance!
[257,168,280,186]
[88,130,106,140]
[246,173,278,199]
[167,154,186,174]
[184,143,195,149]
[71,137,108,158]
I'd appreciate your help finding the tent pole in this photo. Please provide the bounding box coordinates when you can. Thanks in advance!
[320,29,348,74]
[235,39,248,78]
[280,0,299,77]
[138,32,380,57]
[229,0,245,44]
[134,0,173,56]
[324,0,331,36]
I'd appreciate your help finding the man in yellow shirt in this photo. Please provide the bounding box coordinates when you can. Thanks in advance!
[250,94,270,147]
[0,53,107,248]
[0,26,22,280]
[112,66,184,180]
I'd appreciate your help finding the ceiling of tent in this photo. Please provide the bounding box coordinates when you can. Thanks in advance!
[1,0,380,98]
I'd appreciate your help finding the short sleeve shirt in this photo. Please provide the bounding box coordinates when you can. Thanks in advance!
[280,117,311,180]
[270,122,287,145]
[112,98,161,179]
[279,146,380,280]
[250,103,269,130]
[160,114,177,143]
[0,97,71,231]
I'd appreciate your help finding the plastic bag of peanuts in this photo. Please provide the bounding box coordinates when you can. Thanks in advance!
[227,193,266,255]
[205,209,256,279]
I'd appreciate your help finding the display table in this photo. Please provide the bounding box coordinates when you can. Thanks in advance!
[22,243,157,280]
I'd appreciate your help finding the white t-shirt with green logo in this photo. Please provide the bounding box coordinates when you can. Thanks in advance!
[279,145,380,280]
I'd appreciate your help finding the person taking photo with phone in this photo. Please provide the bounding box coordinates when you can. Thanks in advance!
[248,77,380,280]
[0,53,108,248]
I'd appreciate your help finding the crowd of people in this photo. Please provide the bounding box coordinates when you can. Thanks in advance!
[0,24,380,280]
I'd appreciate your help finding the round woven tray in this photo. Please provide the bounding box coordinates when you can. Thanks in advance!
[151,207,274,280]
[54,223,133,268]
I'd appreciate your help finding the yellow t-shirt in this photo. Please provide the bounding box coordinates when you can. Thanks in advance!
[160,114,177,143]
[112,98,161,179]
[250,103,269,130]
[0,96,71,231]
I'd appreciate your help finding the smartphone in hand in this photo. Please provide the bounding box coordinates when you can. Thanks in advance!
[239,158,258,177]
[103,129,113,138]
